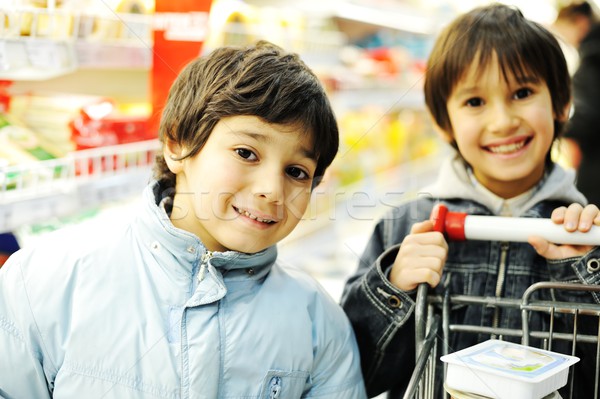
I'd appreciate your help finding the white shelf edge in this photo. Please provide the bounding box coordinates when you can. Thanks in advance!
[0,139,160,233]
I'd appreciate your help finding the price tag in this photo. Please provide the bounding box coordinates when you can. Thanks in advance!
[25,40,62,69]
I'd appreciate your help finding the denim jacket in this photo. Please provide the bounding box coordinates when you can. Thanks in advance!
[341,156,600,398]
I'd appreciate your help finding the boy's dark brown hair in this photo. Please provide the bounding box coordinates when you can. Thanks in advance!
[424,4,571,159]
[154,40,339,190]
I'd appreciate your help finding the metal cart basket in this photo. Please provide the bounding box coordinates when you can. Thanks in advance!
[403,282,600,399]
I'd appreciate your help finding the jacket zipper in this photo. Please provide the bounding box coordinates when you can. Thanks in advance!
[198,251,213,282]
[491,242,509,337]
[269,376,281,399]
[181,250,213,398]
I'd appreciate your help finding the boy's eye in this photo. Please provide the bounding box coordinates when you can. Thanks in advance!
[466,97,483,107]
[514,88,532,99]
[235,148,257,161]
[286,166,310,180]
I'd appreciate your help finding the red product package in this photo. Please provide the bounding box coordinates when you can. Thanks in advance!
[70,100,155,174]
[0,80,13,113]
[70,100,153,150]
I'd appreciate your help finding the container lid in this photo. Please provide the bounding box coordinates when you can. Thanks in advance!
[440,339,579,383]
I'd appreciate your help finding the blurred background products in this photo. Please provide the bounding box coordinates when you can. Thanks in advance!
[0,0,598,291]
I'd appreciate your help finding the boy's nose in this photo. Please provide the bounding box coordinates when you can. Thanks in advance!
[254,175,284,205]
[488,103,519,133]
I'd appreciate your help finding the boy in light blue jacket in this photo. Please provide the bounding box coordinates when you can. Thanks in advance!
[0,41,366,398]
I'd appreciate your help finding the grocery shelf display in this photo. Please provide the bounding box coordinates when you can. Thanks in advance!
[0,4,153,80]
[0,0,157,241]
[0,139,159,233]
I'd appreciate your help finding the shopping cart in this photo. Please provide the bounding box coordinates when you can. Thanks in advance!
[403,282,600,399]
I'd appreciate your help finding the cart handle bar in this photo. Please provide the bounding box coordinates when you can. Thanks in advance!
[430,204,600,246]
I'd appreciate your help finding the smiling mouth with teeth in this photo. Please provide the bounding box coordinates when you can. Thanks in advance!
[233,206,276,224]
[486,137,531,154]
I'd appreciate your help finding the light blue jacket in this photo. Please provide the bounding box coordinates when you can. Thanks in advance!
[0,181,366,398]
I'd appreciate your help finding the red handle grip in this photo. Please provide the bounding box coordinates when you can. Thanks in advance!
[429,204,468,241]
[430,203,447,233]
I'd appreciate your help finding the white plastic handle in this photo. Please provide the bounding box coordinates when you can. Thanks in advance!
[464,215,600,246]
[430,204,600,246]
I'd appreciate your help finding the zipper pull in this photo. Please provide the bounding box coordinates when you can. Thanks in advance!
[269,376,281,399]
[198,251,212,282]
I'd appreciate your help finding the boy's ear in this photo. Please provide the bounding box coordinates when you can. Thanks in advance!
[432,122,454,144]
[163,139,184,173]
[557,103,572,122]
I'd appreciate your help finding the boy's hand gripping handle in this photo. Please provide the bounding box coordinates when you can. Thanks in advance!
[430,204,600,246]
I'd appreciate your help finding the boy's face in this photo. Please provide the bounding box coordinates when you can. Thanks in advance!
[167,115,317,254]
[444,55,557,199]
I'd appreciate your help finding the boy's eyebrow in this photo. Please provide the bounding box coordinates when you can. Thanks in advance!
[228,130,316,159]
[453,75,541,97]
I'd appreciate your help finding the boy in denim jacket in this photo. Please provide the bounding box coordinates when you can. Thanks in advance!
[341,4,600,398]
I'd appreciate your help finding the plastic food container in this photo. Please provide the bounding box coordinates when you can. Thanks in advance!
[444,384,561,399]
[441,339,578,399]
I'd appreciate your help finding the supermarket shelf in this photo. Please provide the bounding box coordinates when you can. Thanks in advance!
[0,139,160,233]
[74,41,151,69]
[333,1,436,35]
[0,7,153,79]
[331,86,425,110]
[0,38,78,80]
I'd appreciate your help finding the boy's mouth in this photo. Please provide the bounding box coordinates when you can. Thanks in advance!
[484,136,532,154]
[233,206,276,224]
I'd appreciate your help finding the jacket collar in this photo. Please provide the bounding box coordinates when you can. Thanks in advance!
[422,154,587,217]
[135,181,277,277]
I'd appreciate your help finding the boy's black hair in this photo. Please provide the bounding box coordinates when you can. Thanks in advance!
[154,40,339,190]
[424,3,571,161]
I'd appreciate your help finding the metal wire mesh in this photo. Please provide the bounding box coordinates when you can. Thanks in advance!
[404,282,600,399]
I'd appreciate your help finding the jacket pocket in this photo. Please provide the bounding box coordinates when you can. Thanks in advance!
[260,370,309,399]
